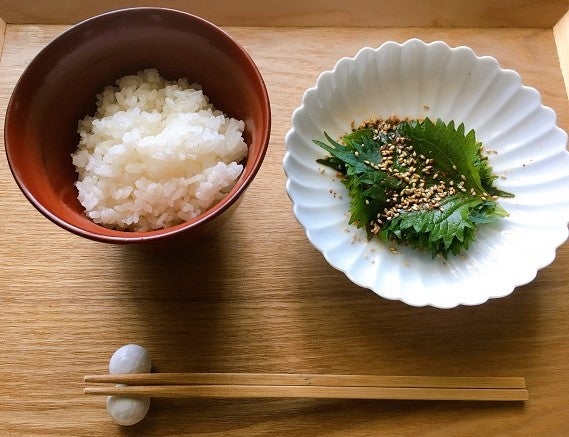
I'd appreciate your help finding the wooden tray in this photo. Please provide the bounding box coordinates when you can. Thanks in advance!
[2,2,569,435]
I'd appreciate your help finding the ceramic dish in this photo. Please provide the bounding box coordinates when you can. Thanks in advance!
[283,38,569,308]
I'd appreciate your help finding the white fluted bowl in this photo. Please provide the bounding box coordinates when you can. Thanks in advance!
[284,39,569,309]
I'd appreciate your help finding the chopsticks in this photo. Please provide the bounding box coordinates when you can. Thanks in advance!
[84,373,528,401]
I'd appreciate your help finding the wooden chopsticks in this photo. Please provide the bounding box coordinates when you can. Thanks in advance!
[84,373,528,401]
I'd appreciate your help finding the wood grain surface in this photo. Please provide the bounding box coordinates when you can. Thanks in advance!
[1,13,569,437]
[0,0,568,27]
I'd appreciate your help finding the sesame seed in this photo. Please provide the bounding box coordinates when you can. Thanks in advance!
[347,115,480,236]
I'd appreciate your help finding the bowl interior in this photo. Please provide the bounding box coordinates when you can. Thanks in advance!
[5,8,270,241]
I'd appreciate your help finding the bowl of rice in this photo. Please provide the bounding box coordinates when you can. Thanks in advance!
[5,7,271,244]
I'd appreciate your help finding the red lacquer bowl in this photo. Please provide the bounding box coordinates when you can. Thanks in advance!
[5,7,271,244]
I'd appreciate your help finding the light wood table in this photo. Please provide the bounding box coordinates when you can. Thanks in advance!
[2,2,569,435]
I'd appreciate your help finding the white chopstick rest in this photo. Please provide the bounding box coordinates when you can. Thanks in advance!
[106,344,151,426]
[109,344,151,375]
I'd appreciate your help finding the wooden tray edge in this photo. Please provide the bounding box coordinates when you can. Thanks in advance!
[554,10,569,99]
[0,1,568,28]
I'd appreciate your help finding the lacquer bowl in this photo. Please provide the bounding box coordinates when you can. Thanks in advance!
[5,8,271,245]
[284,38,569,308]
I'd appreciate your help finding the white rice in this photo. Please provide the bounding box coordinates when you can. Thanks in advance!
[72,68,248,232]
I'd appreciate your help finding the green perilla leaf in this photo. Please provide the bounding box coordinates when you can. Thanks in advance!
[315,117,512,258]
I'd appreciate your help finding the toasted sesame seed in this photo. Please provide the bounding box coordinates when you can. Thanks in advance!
[347,115,486,236]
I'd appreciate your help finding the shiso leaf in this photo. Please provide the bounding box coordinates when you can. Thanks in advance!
[378,194,507,257]
[398,118,484,192]
[315,117,512,258]
[398,118,514,198]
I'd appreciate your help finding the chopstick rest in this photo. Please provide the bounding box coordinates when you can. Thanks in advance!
[86,345,528,426]
[104,344,152,426]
